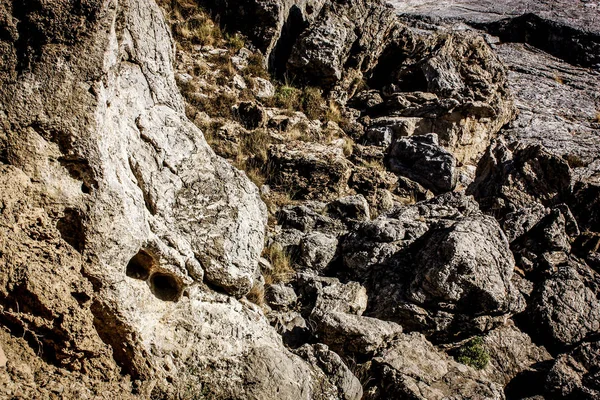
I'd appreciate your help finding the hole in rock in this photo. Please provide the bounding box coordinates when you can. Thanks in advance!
[150,273,182,302]
[126,250,154,280]
[56,208,86,252]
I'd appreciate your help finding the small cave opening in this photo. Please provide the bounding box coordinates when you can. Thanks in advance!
[126,250,154,281]
[150,273,183,302]
[269,5,308,79]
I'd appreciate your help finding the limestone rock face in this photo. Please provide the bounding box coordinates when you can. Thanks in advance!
[409,215,523,315]
[286,0,398,86]
[268,141,353,201]
[0,0,346,397]
[365,332,505,400]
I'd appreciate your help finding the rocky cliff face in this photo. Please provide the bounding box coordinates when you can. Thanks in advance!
[1,0,599,399]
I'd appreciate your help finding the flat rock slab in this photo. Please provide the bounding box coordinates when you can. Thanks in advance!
[389,0,600,34]
[496,43,600,167]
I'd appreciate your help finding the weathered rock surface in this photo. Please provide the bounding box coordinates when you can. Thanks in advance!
[0,0,350,397]
[387,133,457,193]
[3,0,600,398]
[268,141,353,200]
[391,0,600,68]
[296,343,363,400]
[364,332,505,400]
[545,339,600,399]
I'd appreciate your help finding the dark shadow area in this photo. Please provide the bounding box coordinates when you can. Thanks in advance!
[150,272,183,302]
[126,250,154,281]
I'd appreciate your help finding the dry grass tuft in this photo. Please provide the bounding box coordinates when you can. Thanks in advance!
[246,282,265,306]
[262,244,294,284]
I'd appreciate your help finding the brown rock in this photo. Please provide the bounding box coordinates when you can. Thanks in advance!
[0,343,7,368]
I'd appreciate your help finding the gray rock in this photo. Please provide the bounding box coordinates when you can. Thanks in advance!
[527,265,600,351]
[387,133,458,194]
[482,323,552,386]
[268,141,353,201]
[366,332,505,400]
[545,340,600,399]
[287,0,398,87]
[265,284,298,309]
[298,231,338,272]
[311,311,403,357]
[409,215,525,315]
[468,141,572,219]
[296,344,363,400]
[326,195,371,222]
[391,0,600,68]
[298,274,368,316]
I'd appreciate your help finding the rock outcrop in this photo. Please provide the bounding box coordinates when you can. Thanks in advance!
[2,0,600,398]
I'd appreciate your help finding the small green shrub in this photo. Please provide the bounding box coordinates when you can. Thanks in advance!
[226,32,245,52]
[455,337,490,370]
[275,85,302,110]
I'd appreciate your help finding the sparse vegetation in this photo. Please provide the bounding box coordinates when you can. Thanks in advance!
[246,282,265,306]
[455,337,490,370]
[225,32,245,52]
[595,110,600,123]
[243,53,270,79]
[275,84,303,110]
[262,243,294,284]
[302,86,325,120]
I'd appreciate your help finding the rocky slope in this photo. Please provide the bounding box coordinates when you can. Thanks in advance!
[0,0,599,399]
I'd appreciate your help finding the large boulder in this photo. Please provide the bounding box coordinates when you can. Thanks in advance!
[409,215,524,315]
[268,141,353,201]
[526,264,600,351]
[386,133,457,194]
[365,332,506,400]
[468,141,572,220]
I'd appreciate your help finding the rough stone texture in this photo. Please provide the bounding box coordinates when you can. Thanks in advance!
[311,311,404,357]
[390,0,600,68]
[468,140,573,219]
[366,31,516,166]
[265,283,298,309]
[287,0,398,86]
[527,264,600,351]
[387,133,457,193]
[0,0,348,397]
[545,340,600,399]
[366,332,505,400]
[409,215,524,315]
[296,343,363,400]
[298,231,339,272]
[268,141,353,201]
[481,323,552,387]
